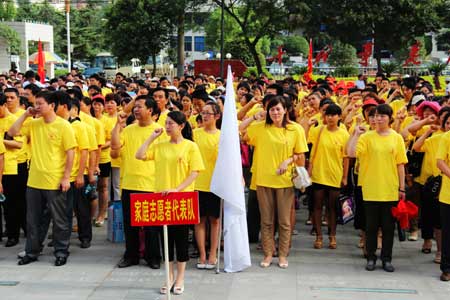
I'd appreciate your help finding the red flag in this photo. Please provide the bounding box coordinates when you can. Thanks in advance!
[358,41,373,67]
[277,45,284,65]
[303,39,313,82]
[37,40,46,83]
[403,40,421,66]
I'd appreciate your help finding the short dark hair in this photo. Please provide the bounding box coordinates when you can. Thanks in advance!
[401,77,417,90]
[0,93,6,105]
[36,91,56,106]
[152,87,169,99]
[266,84,283,96]
[324,103,342,116]
[4,87,19,97]
[54,91,72,110]
[24,83,41,96]
[375,103,393,118]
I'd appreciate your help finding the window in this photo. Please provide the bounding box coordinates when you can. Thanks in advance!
[185,36,192,52]
[194,36,205,52]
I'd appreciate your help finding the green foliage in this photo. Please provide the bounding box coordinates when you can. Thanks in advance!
[0,24,22,55]
[303,0,445,64]
[334,66,358,77]
[0,0,16,20]
[393,36,428,63]
[381,61,400,76]
[242,66,272,79]
[428,62,447,75]
[328,41,357,67]
[209,0,309,74]
[436,30,450,52]
[289,65,307,75]
[283,35,309,56]
[105,0,173,71]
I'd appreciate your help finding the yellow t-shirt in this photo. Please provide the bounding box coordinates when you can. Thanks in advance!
[437,131,450,204]
[70,120,90,182]
[12,109,29,164]
[246,104,264,118]
[23,117,77,190]
[105,115,121,168]
[309,125,350,188]
[0,137,5,154]
[193,128,220,192]
[84,122,98,175]
[120,122,165,192]
[80,111,95,128]
[356,130,408,201]
[92,117,105,147]
[189,114,198,129]
[414,131,444,185]
[0,113,19,175]
[144,139,205,192]
[98,115,115,164]
[157,109,169,127]
[389,98,407,117]
[247,122,308,188]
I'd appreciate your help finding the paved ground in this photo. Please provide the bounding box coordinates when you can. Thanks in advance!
[0,207,449,300]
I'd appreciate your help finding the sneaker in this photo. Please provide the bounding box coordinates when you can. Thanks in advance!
[382,261,395,272]
[365,260,376,271]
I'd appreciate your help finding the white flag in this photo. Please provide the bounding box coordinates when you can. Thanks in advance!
[210,65,251,272]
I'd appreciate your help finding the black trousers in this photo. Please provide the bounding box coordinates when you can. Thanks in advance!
[247,189,260,243]
[421,188,441,240]
[2,174,23,240]
[364,201,397,262]
[441,203,450,274]
[121,189,161,262]
[17,162,28,233]
[67,180,92,242]
[161,225,189,262]
[25,187,70,258]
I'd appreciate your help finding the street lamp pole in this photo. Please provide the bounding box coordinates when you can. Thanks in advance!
[65,0,71,73]
[219,0,224,78]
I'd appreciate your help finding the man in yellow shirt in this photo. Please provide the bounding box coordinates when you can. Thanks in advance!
[153,87,170,127]
[110,95,164,269]
[4,87,29,239]
[8,91,77,267]
[55,92,91,248]
[0,93,22,247]
[437,131,450,281]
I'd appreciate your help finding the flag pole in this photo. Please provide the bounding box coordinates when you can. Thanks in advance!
[163,225,171,300]
[215,198,223,274]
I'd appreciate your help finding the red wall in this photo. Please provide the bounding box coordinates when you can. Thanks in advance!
[194,60,247,77]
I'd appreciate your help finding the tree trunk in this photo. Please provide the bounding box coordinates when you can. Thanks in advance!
[434,74,441,90]
[374,43,382,74]
[177,13,185,77]
[247,41,263,75]
[152,52,157,77]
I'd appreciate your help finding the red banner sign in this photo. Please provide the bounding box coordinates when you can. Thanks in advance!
[130,192,199,226]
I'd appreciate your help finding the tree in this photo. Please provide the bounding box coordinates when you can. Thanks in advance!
[283,36,309,56]
[327,41,357,67]
[0,23,22,55]
[165,0,208,77]
[428,62,447,90]
[0,0,16,20]
[16,1,66,57]
[105,0,173,75]
[303,0,446,71]
[210,0,309,74]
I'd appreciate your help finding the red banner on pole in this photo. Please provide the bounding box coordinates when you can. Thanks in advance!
[37,40,46,83]
[130,192,200,226]
[303,38,313,82]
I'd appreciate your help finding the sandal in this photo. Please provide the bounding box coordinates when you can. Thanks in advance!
[421,248,432,254]
[260,257,272,268]
[173,285,184,295]
[159,281,173,295]
[329,236,337,249]
[196,260,206,269]
[434,252,441,264]
[314,236,323,249]
[205,259,217,270]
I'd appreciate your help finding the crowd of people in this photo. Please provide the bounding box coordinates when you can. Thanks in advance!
[0,67,450,294]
